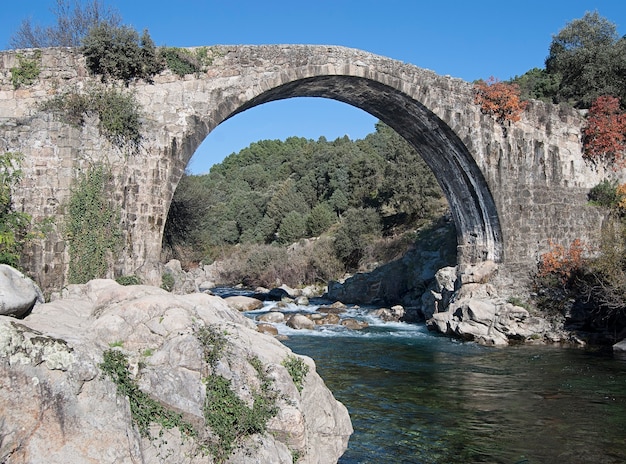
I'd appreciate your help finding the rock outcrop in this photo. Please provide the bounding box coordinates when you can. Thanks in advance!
[424,262,565,345]
[0,278,352,463]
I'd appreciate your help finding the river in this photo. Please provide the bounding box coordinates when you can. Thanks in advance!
[231,291,626,464]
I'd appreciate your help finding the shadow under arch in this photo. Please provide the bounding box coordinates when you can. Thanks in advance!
[205,75,502,266]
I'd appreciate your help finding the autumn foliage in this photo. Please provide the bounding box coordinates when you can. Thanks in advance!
[537,239,588,285]
[473,77,528,127]
[582,95,626,169]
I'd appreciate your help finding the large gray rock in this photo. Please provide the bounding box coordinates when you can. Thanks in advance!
[286,314,316,330]
[0,280,352,463]
[0,264,43,317]
[224,295,264,311]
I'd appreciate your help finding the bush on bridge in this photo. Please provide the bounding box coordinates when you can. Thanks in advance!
[82,23,164,83]
[41,84,143,150]
[473,77,528,131]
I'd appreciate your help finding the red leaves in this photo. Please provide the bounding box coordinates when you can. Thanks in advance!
[473,77,528,127]
[582,95,626,169]
[538,239,588,284]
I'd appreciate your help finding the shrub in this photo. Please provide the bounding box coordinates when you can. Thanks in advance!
[588,179,619,207]
[115,275,141,286]
[195,326,279,463]
[100,349,196,439]
[582,95,626,169]
[82,23,163,83]
[161,272,175,292]
[333,207,382,270]
[41,85,142,149]
[282,355,309,392]
[474,76,528,131]
[10,51,41,89]
[537,239,588,286]
[159,46,219,77]
[160,47,201,76]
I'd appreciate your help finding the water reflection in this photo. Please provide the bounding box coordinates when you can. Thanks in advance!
[284,335,626,464]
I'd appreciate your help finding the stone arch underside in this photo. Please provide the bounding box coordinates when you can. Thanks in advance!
[196,75,503,265]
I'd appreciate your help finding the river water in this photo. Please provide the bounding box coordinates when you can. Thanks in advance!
[235,293,626,464]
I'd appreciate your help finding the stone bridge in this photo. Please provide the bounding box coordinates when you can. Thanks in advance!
[0,46,608,291]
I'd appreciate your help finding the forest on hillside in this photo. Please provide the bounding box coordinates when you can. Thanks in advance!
[162,122,448,284]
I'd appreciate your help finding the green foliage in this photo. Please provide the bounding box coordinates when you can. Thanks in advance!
[82,23,164,83]
[195,325,228,369]
[505,13,625,109]
[277,212,307,245]
[306,203,335,236]
[100,349,196,439]
[159,46,214,76]
[41,85,143,149]
[0,152,36,268]
[508,68,560,103]
[10,51,42,89]
[588,179,619,207]
[115,274,142,286]
[161,272,175,292]
[545,11,626,108]
[66,164,122,284]
[334,207,382,270]
[194,326,278,463]
[282,355,309,393]
[203,368,278,463]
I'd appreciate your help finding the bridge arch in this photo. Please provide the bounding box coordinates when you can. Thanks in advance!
[181,74,502,266]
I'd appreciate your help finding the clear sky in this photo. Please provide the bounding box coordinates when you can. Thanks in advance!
[1,0,624,173]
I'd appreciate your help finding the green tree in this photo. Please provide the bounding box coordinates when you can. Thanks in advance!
[277,211,307,244]
[333,207,382,270]
[329,189,349,216]
[508,68,560,103]
[546,11,626,108]
[363,122,444,228]
[306,203,336,236]
[8,0,121,49]
[266,178,310,224]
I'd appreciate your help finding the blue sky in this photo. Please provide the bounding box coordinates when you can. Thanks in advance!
[1,1,625,173]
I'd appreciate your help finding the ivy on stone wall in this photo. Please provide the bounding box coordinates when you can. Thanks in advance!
[66,164,122,284]
[0,152,32,267]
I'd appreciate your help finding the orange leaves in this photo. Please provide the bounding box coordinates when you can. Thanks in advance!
[616,183,626,211]
[538,239,588,284]
[473,76,528,127]
[582,95,626,169]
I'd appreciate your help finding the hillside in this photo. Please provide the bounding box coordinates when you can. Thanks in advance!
[163,122,449,287]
